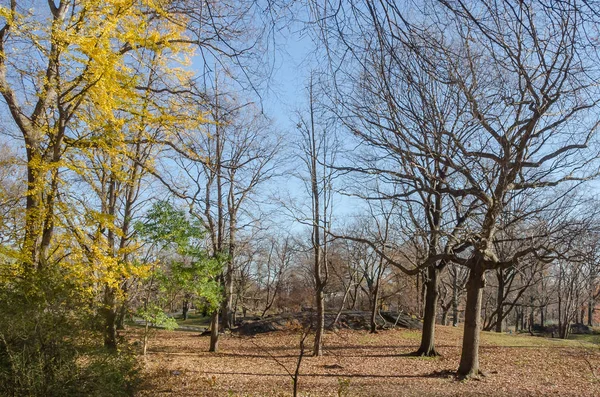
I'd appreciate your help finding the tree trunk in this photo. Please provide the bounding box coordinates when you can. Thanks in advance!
[182,298,189,321]
[331,279,352,329]
[209,311,219,352]
[221,212,236,330]
[116,301,127,330]
[452,269,459,327]
[370,286,379,334]
[102,286,117,350]
[415,265,440,356]
[529,298,535,334]
[142,321,149,356]
[441,308,449,326]
[560,320,570,339]
[313,286,325,356]
[457,267,485,378]
[558,294,562,336]
[494,269,504,333]
[588,300,594,326]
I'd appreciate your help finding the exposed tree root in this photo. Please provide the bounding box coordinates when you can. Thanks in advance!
[457,369,487,381]
[411,348,442,357]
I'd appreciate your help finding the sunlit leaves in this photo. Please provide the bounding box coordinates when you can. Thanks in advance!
[137,201,222,310]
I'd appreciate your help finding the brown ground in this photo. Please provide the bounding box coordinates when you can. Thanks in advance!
[135,326,600,396]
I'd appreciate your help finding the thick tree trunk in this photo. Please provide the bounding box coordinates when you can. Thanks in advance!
[116,301,127,330]
[588,300,594,326]
[102,286,117,350]
[220,296,229,329]
[415,266,440,356]
[209,311,219,352]
[457,267,485,378]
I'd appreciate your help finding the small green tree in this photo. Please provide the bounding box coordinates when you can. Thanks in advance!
[135,201,222,354]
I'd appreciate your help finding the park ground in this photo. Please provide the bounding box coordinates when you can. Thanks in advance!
[134,325,600,396]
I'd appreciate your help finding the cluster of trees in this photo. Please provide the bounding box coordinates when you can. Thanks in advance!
[1,0,600,394]
[310,0,600,378]
[0,0,281,394]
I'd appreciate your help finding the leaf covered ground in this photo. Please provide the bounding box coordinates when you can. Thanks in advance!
[135,326,600,396]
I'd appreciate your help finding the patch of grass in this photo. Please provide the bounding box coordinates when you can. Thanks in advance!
[399,330,422,340]
[356,333,378,344]
[568,334,600,345]
[175,312,211,327]
[479,330,598,348]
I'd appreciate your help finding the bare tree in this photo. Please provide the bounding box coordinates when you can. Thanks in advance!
[258,234,294,317]
[293,73,338,356]
[315,0,600,377]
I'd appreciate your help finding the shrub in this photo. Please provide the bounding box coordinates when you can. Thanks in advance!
[0,266,139,396]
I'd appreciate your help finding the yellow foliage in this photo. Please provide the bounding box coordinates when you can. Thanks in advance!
[0,1,208,300]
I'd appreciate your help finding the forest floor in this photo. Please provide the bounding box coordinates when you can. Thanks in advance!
[134,325,600,396]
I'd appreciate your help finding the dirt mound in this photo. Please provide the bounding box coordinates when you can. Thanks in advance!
[235,310,422,336]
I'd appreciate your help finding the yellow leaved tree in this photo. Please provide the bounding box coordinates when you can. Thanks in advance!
[0,1,207,394]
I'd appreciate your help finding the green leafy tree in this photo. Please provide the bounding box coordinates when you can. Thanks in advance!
[135,201,222,354]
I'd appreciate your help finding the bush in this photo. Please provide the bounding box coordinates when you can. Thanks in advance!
[0,267,139,397]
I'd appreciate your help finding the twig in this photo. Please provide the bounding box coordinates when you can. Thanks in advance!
[250,326,311,397]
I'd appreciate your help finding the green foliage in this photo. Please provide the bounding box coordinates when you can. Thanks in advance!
[137,304,178,331]
[0,266,139,397]
[135,200,205,255]
[136,201,223,310]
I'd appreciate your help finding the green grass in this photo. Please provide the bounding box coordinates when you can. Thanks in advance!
[175,312,211,327]
[478,329,599,348]
[568,333,600,345]
[398,330,423,341]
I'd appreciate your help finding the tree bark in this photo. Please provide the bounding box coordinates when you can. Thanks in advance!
[415,265,440,356]
[116,301,127,330]
[102,286,117,350]
[308,77,325,357]
[370,283,380,334]
[313,285,325,356]
[222,199,236,330]
[494,269,504,333]
[457,267,485,378]
[452,269,459,327]
[209,311,219,352]
[182,298,189,321]
[441,309,449,326]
